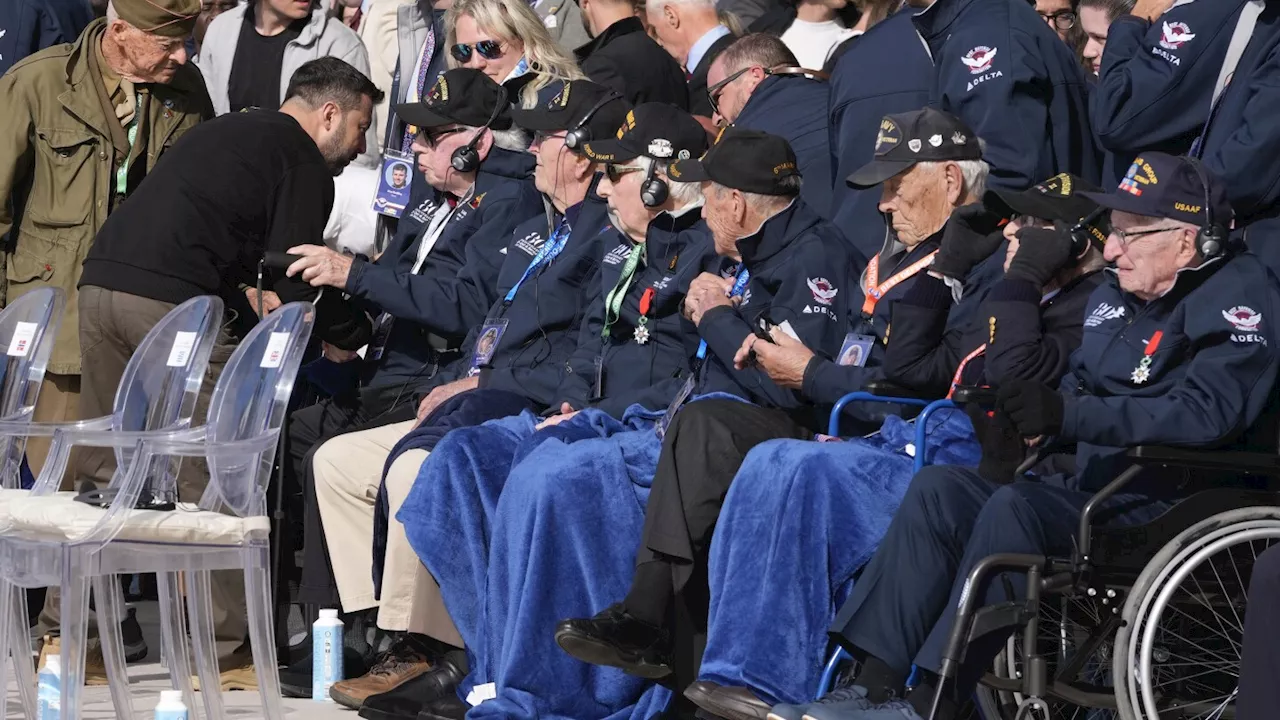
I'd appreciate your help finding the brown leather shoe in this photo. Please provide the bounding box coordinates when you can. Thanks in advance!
[330,634,435,710]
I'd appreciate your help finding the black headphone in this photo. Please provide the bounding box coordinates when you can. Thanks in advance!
[1067,207,1108,258]
[1185,156,1227,258]
[564,91,623,152]
[640,161,669,208]
[451,86,510,174]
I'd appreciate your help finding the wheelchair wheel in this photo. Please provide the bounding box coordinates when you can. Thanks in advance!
[976,593,1118,720]
[1113,506,1280,720]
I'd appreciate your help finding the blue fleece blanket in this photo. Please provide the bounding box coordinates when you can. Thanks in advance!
[698,408,981,704]
[400,403,674,720]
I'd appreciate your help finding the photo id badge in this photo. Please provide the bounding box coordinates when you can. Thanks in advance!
[837,333,875,367]
[656,374,697,439]
[468,319,509,376]
[373,151,414,218]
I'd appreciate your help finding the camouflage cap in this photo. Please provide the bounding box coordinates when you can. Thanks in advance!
[114,0,202,38]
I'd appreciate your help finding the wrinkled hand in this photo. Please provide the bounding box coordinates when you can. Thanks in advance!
[244,287,281,317]
[536,403,580,429]
[932,203,1007,282]
[286,244,355,290]
[736,328,815,390]
[996,381,1065,438]
[1006,226,1076,289]
[321,342,359,363]
[415,376,480,423]
[683,273,735,325]
[1132,0,1175,21]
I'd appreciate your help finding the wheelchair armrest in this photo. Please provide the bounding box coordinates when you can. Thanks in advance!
[864,379,936,400]
[951,385,997,407]
[829,390,933,436]
[1126,445,1280,475]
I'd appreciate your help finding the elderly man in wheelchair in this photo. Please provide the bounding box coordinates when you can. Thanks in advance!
[800,153,1280,720]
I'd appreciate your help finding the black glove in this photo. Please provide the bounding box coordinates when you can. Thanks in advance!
[1005,226,1075,289]
[968,404,1026,484]
[995,380,1064,437]
[931,203,1007,282]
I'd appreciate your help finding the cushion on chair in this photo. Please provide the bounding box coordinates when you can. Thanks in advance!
[1,496,270,545]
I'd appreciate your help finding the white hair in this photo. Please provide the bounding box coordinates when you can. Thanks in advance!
[105,1,120,24]
[468,125,531,153]
[917,158,990,199]
[644,156,703,205]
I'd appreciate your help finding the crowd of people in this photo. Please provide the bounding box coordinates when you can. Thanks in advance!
[4,0,1280,718]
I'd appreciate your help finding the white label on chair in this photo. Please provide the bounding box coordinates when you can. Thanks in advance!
[167,331,198,367]
[465,683,497,706]
[260,332,291,368]
[6,322,37,357]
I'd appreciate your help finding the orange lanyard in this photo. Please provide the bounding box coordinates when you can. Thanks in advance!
[946,344,987,399]
[861,250,939,316]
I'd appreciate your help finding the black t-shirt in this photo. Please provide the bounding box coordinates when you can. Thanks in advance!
[80,111,370,350]
[227,10,305,112]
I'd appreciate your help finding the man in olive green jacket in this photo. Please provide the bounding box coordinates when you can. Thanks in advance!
[0,0,213,481]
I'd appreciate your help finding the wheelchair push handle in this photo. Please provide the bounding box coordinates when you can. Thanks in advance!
[950,385,997,407]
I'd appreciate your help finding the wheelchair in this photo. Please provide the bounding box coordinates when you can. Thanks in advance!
[931,442,1280,720]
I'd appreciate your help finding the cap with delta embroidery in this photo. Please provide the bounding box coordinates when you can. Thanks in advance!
[508,80,632,148]
[847,108,982,188]
[1080,152,1233,227]
[581,103,708,164]
[114,0,201,37]
[667,127,801,195]
[394,68,513,131]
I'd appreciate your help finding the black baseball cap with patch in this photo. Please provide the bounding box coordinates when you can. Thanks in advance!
[667,127,801,195]
[985,173,1102,224]
[509,80,632,147]
[847,108,982,188]
[581,103,709,164]
[394,68,513,131]
[1080,152,1233,227]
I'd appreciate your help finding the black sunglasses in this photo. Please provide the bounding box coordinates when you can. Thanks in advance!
[450,40,504,63]
[706,66,754,116]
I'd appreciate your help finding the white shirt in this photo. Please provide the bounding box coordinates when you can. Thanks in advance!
[687,25,732,71]
[781,20,857,69]
[326,166,380,258]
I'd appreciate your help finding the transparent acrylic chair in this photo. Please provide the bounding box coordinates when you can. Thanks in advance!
[0,287,66,716]
[0,300,314,720]
[0,294,225,720]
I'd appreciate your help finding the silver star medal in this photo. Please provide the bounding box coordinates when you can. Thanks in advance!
[634,320,651,345]
[1131,356,1152,384]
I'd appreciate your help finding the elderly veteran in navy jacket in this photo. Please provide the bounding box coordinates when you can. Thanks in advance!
[704,33,834,221]
[808,154,1280,720]
[280,79,627,707]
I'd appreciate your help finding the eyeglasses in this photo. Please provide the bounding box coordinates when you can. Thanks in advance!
[605,165,645,184]
[533,131,567,147]
[1038,9,1077,31]
[706,66,754,116]
[450,40,504,63]
[421,127,466,147]
[1110,225,1181,249]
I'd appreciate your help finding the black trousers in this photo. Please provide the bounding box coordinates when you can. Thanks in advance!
[1238,543,1280,719]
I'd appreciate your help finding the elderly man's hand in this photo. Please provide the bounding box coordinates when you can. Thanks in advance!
[1006,226,1076,289]
[415,376,480,424]
[286,245,355,290]
[996,381,1064,437]
[244,287,281,317]
[735,328,815,389]
[1132,0,1175,21]
[536,403,580,429]
[683,273,736,325]
[932,204,1007,282]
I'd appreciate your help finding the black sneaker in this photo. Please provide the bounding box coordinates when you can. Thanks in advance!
[358,651,467,720]
[415,693,471,720]
[121,607,148,663]
[279,645,372,698]
[554,603,672,679]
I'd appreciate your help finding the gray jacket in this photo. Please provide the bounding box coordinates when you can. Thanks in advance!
[533,0,590,56]
[196,3,378,165]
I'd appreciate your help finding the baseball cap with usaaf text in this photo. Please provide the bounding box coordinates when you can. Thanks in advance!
[1081,153,1233,228]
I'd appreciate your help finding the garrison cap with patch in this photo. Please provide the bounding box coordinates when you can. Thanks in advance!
[668,127,801,195]
[1080,153,1233,227]
[508,79,632,148]
[581,102,708,164]
[848,108,982,189]
[394,68,514,132]
[114,0,201,37]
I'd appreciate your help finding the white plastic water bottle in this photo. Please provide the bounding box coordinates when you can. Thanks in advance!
[154,690,189,720]
[37,653,61,720]
[312,608,344,701]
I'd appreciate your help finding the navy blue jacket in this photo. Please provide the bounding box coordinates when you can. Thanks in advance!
[1059,255,1280,491]
[735,75,835,222]
[697,200,862,415]
[345,147,542,343]
[556,210,715,418]
[455,184,616,409]
[828,9,932,259]
[916,0,1100,190]
[1092,1,1247,184]
[0,0,93,77]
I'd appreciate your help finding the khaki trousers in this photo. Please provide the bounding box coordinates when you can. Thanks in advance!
[38,287,247,652]
[313,419,463,647]
[27,373,80,486]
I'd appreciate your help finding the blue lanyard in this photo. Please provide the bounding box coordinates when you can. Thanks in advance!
[695,267,751,360]
[504,219,571,304]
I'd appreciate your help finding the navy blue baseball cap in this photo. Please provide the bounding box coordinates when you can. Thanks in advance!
[1081,153,1233,227]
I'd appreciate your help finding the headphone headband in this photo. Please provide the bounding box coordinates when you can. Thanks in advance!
[565,91,623,151]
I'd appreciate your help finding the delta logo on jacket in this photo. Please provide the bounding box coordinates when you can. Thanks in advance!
[1153,20,1195,65]
[962,46,1003,92]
